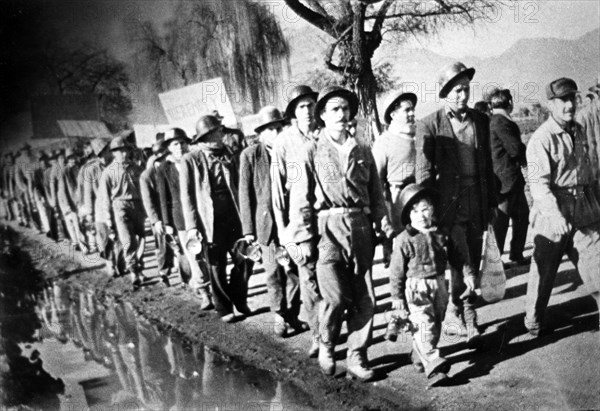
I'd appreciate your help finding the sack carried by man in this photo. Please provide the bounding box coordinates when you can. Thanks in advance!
[480,224,506,303]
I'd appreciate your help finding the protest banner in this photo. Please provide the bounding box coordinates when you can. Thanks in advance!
[158,78,236,136]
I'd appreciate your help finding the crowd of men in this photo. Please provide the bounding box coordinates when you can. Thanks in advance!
[2,60,600,385]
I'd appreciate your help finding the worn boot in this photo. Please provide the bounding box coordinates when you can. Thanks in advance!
[463,307,482,348]
[197,288,214,311]
[347,351,375,382]
[318,343,335,376]
[308,334,320,358]
[273,314,287,338]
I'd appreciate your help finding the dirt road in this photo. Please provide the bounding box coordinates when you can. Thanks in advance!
[13,222,600,410]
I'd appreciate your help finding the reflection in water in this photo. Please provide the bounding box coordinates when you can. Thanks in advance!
[37,282,315,410]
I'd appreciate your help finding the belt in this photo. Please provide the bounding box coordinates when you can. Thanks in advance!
[554,185,589,198]
[318,206,370,216]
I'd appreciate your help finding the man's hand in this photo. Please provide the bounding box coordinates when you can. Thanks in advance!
[187,228,203,242]
[154,221,164,236]
[244,234,255,243]
[165,225,175,236]
[84,214,94,224]
[554,215,571,237]
[464,276,476,294]
[391,298,407,312]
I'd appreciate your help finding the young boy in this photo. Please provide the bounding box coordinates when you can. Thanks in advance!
[389,183,454,386]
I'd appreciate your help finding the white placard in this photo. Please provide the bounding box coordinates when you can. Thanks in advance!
[158,78,236,136]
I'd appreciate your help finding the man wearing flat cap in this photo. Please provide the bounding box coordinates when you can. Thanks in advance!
[308,86,390,381]
[180,114,253,323]
[524,77,600,336]
[415,61,497,346]
[373,89,418,266]
[240,106,304,337]
[272,85,322,356]
[97,136,146,288]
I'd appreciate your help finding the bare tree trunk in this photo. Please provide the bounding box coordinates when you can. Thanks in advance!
[350,1,380,145]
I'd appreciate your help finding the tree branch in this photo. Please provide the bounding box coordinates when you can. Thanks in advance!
[284,0,336,37]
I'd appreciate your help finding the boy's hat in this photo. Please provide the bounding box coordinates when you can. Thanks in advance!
[398,183,438,226]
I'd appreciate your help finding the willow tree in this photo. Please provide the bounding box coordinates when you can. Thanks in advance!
[132,0,290,114]
[285,0,501,138]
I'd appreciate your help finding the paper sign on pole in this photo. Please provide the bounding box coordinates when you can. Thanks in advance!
[158,78,236,137]
[133,124,170,148]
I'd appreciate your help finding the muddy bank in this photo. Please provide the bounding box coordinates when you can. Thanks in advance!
[6,224,409,411]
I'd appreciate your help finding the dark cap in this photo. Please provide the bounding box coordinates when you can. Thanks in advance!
[314,86,359,127]
[546,78,578,100]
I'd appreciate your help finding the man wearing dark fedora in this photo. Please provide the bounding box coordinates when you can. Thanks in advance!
[97,136,146,288]
[309,85,390,380]
[158,128,214,309]
[374,89,418,265]
[524,77,600,336]
[415,61,497,346]
[272,85,322,354]
[140,138,173,287]
[180,115,253,323]
[239,106,304,337]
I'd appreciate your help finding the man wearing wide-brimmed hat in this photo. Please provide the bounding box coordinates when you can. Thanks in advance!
[57,147,87,252]
[415,61,497,347]
[80,138,112,257]
[157,128,213,309]
[180,115,252,322]
[141,137,173,287]
[272,84,322,355]
[309,85,390,381]
[374,89,418,266]
[97,136,146,289]
[524,77,600,337]
[239,106,304,337]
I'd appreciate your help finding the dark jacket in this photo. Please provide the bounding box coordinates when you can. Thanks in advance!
[140,166,161,226]
[157,159,186,231]
[389,225,447,300]
[490,113,526,194]
[415,107,497,231]
[238,143,275,244]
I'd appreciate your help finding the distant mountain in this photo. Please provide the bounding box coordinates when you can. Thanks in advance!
[285,24,600,118]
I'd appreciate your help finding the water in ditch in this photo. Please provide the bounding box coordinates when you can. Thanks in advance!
[0,230,315,411]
